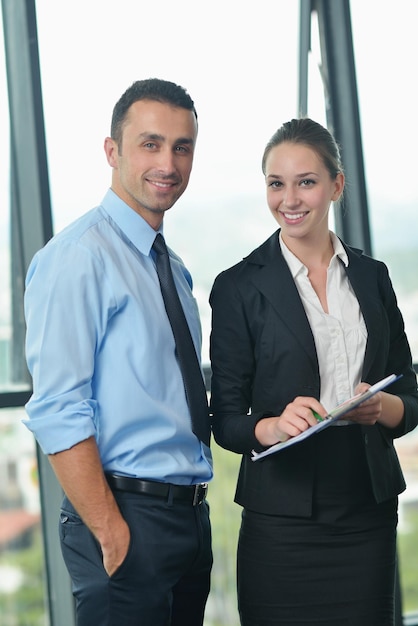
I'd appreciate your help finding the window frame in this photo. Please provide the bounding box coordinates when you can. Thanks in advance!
[2,0,417,624]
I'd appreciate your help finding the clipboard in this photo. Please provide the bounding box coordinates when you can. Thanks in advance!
[251,373,402,461]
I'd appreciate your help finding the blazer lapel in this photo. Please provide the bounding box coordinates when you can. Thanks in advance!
[246,232,318,368]
[243,233,382,380]
[343,245,382,379]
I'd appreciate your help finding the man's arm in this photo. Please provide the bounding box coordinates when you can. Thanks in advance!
[48,436,130,576]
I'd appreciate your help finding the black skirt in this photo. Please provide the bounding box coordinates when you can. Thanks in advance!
[237,425,398,626]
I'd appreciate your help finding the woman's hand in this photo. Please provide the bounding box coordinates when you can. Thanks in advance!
[255,396,327,447]
[344,383,382,425]
[345,382,404,428]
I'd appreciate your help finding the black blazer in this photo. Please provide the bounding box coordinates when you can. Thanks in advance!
[209,231,418,516]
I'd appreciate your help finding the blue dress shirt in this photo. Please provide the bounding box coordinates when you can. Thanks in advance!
[24,189,213,485]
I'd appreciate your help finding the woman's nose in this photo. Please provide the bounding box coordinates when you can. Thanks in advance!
[282,187,298,207]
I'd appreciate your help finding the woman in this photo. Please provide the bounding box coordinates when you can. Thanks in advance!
[209,118,418,626]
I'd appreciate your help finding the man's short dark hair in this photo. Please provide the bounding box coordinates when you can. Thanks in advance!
[111,78,197,147]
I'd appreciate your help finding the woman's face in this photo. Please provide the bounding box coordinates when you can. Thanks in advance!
[264,141,344,243]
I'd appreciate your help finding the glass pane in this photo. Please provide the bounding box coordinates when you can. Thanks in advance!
[28,1,418,623]
[0,29,30,395]
[0,13,48,625]
[396,429,418,615]
[351,0,418,618]
[351,0,418,364]
[34,0,301,368]
[0,11,10,390]
[32,2,301,623]
[0,407,48,624]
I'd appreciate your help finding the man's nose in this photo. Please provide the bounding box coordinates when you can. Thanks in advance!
[155,148,176,173]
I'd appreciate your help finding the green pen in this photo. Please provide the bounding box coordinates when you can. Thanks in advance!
[311,409,325,422]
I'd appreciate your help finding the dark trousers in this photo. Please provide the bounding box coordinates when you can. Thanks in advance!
[59,490,212,626]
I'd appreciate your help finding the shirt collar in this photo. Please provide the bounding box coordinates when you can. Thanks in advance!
[100,188,161,256]
[279,230,349,279]
[330,232,349,267]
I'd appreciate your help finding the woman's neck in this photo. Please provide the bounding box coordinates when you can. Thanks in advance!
[281,231,334,270]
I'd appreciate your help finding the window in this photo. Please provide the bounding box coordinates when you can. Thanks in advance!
[0,11,47,622]
[350,0,418,617]
[3,0,417,623]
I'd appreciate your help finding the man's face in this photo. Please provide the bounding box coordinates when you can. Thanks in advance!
[105,99,197,229]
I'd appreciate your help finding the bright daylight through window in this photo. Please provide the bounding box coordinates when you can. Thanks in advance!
[1,1,417,624]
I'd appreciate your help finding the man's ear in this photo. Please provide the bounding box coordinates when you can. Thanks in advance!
[104,136,118,168]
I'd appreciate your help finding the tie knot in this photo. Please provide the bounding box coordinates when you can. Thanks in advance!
[152,233,168,256]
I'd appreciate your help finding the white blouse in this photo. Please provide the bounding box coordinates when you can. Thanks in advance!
[279,232,367,419]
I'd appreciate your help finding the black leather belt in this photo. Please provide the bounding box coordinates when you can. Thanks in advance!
[106,474,208,506]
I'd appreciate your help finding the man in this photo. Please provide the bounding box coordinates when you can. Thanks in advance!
[24,78,213,626]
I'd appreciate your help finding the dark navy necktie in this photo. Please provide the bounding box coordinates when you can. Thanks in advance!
[152,233,210,446]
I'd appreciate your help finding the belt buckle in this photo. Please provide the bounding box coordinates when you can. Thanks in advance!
[192,483,208,506]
